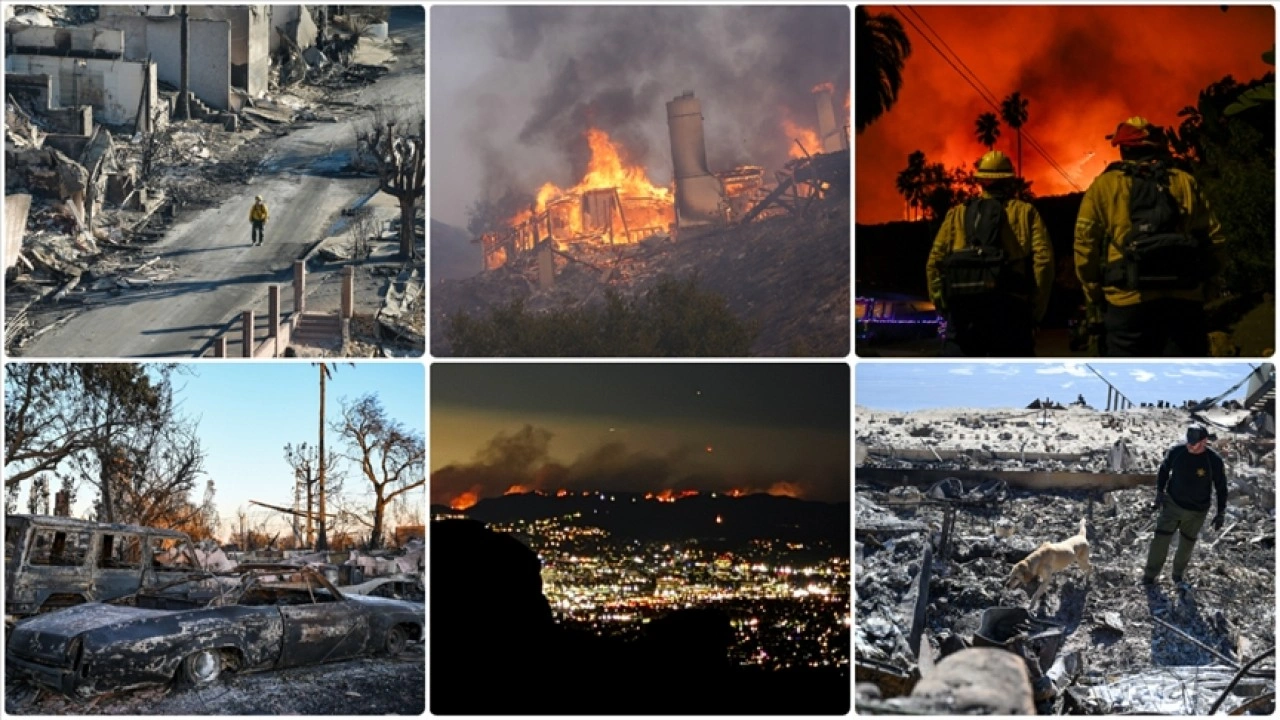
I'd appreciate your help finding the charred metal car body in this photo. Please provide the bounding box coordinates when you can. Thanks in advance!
[339,573,424,602]
[5,514,203,623]
[6,566,424,697]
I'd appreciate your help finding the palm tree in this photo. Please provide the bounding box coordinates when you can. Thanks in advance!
[896,150,928,220]
[856,6,912,134]
[975,112,1001,149]
[1000,92,1029,178]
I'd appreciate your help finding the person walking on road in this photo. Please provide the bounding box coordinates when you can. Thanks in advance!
[1140,425,1228,585]
[250,195,269,246]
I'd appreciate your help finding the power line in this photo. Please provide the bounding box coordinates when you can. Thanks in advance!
[895,6,1084,192]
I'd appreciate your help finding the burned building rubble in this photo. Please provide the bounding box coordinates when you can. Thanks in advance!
[3,5,421,356]
[476,88,849,274]
[855,405,1277,715]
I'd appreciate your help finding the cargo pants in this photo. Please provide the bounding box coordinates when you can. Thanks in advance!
[1142,497,1207,582]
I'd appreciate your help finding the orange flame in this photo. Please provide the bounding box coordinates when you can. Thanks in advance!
[507,127,674,234]
[556,489,569,497]
[450,492,478,511]
[728,489,744,498]
[505,485,529,495]
[783,117,821,159]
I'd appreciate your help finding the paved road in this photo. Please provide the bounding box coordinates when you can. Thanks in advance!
[18,8,424,358]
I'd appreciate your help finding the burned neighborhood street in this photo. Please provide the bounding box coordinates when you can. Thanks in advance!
[4,363,426,715]
[5,6,425,358]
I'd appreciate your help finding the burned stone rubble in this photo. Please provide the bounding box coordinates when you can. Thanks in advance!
[855,405,1276,715]
[4,5,424,357]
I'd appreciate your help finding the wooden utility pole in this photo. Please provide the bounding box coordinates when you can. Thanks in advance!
[316,364,331,551]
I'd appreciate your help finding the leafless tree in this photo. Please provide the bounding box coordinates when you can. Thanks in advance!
[337,394,424,549]
[283,441,345,548]
[356,109,424,261]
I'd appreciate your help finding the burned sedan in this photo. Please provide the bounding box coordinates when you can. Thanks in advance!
[6,566,423,697]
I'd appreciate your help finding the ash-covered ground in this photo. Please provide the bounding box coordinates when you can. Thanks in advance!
[855,406,1276,714]
[6,644,424,715]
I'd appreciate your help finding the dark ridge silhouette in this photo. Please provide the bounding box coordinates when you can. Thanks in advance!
[430,519,851,715]
[437,492,850,554]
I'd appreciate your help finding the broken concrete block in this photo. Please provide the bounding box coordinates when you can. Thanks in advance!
[911,647,1036,714]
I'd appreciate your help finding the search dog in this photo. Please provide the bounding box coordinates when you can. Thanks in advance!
[1005,518,1090,607]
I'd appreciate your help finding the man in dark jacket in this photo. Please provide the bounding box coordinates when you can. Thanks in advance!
[1140,425,1228,584]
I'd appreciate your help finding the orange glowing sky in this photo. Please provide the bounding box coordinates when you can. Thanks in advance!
[856,4,1274,225]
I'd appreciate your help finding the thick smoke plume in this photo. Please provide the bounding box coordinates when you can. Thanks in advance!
[448,5,849,224]
[855,5,1273,224]
[431,425,846,507]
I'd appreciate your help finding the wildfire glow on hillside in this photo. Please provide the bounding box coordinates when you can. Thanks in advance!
[855,4,1273,224]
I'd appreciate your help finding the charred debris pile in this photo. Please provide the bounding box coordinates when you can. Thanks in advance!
[855,405,1276,715]
[432,197,849,357]
[3,6,405,352]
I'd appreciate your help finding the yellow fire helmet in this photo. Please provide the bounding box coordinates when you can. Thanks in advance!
[974,150,1016,180]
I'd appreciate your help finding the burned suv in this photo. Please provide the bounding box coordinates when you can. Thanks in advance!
[5,514,204,623]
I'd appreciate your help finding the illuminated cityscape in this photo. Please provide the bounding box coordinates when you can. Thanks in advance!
[439,493,851,672]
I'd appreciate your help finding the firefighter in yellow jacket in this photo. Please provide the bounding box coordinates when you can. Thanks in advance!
[926,151,1053,356]
[1074,117,1226,356]
[249,195,269,246]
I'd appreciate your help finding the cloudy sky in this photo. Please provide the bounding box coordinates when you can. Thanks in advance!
[430,4,850,228]
[856,362,1269,411]
[431,363,850,507]
[856,4,1273,224]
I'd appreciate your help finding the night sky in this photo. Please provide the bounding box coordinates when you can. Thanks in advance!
[431,363,850,507]
[857,4,1273,224]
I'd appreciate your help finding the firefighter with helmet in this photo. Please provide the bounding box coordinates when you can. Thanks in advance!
[1074,116,1226,356]
[926,150,1053,357]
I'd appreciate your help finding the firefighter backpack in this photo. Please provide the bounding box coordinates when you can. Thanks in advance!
[1104,162,1207,291]
[941,197,1024,300]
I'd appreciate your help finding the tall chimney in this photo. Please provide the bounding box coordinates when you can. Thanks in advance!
[666,92,725,228]
[815,88,846,153]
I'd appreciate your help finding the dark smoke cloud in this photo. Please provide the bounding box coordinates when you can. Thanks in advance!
[430,425,846,506]
[447,5,849,221]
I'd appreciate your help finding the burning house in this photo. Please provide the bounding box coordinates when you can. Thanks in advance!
[478,85,849,272]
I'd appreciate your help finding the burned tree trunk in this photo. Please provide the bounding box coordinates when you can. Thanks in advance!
[360,117,424,261]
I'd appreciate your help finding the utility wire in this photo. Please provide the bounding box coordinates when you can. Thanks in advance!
[903,6,1082,191]
[896,6,1084,192]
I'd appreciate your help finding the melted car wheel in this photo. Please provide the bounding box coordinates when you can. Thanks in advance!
[385,625,408,656]
[181,649,222,686]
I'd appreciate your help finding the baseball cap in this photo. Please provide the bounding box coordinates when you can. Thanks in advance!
[1187,426,1215,443]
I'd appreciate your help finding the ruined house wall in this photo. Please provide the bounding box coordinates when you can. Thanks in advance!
[91,16,232,112]
[190,5,269,96]
[6,194,32,271]
[269,5,317,54]
[99,5,175,17]
[8,26,125,57]
[4,56,155,126]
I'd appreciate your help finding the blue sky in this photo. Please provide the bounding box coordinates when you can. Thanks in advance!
[71,363,425,538]
[856,362,1267,411]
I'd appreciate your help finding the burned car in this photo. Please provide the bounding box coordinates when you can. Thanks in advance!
[5,514,203,624]
[339,573,424,602]
[6,566,423,697]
